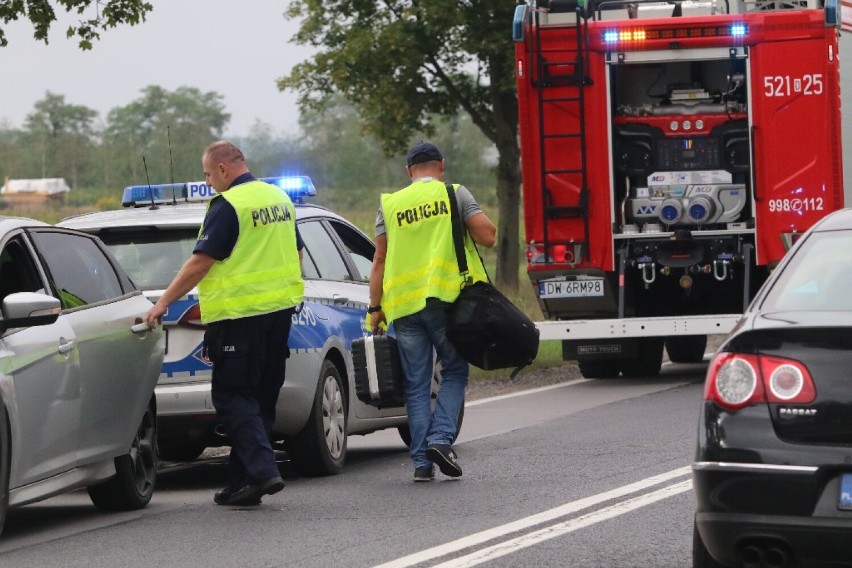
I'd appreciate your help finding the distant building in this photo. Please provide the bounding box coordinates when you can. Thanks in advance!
[1,178,70,204]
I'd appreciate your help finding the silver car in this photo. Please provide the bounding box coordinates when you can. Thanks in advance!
[0,216,163,535]
[59,177,431,476]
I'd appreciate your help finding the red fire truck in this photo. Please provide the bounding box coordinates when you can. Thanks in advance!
[513,0,845,378]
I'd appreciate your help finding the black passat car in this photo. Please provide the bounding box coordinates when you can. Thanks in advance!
[693,207,852,568]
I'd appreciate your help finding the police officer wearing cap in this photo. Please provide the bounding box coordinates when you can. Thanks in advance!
[145,140,304,506]
[368,141,496,481]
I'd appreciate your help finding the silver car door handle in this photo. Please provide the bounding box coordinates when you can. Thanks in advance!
[58,340,74,354]
[332,294,349,304]
[131,322,153,333]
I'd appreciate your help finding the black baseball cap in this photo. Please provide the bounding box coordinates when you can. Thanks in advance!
[406,141,443,166]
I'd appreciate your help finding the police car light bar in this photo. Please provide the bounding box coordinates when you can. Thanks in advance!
[121,176,317,207]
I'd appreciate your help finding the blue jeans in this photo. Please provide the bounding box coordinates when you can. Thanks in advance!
[394,298,469,469]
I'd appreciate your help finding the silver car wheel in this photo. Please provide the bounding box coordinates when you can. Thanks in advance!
[322,374,345,460]
[129,406,157,495]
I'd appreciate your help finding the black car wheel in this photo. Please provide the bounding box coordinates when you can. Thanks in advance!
[666,335,708,363]
[577,358,621,379]
[620,338,664,377]
[292,360,347,476]
[88,401,157,511]
[0,404,10,536]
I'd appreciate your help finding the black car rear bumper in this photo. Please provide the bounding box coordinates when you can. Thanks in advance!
[693,462,852,566]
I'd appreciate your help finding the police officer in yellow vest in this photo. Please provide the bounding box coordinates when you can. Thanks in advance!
[145,141,304,505]
[369,141,496,481]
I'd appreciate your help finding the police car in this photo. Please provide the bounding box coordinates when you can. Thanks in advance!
[59,176,429,476]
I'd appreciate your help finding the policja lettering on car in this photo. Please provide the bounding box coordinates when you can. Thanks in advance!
[395,199,450,227]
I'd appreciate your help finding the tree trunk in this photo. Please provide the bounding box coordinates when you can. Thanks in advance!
[490,75,522,292]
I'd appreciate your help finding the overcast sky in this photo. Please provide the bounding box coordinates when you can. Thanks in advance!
[0,0,315,138]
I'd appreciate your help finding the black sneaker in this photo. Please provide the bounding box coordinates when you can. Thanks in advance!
[426,443,462,477]
[414,465,435,482]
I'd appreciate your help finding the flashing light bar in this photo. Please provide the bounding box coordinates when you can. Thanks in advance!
[602,23,748,44]
[121,176,317,207]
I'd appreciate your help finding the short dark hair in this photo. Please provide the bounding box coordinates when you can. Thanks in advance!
[406,141,443,166]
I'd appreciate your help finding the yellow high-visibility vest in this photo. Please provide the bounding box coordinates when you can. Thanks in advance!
[381,180,486,323]
[198,180,304,323]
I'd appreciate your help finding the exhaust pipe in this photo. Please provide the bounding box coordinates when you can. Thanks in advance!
[764,547,790,568]
[214,423,228,438]
[739,545,763,568]
[738,542,793,568]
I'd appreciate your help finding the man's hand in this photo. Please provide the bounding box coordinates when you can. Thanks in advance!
[145,301,167,327]
[369,310,386,335]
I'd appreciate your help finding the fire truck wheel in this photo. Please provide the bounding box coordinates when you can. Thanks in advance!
[577,359,621,379]
[620,338,664,378]
[665,336,708,363]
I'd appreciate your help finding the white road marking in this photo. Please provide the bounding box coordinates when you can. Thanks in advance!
[466,379,590,407]
[372,466,691,568]
[432,480,693,568]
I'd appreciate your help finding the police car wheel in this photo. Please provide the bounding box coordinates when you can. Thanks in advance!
[292,360,347,477]
[88,401,157,511]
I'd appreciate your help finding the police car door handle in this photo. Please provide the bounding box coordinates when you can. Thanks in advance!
[58,339,74,355]
[332,294,349,304]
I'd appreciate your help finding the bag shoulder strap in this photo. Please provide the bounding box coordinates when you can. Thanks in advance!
[445,182,468,276]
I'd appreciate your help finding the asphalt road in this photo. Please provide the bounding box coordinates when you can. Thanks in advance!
[0,360,708,568]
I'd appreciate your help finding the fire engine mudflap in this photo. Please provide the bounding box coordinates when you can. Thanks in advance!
[513,0,845,378]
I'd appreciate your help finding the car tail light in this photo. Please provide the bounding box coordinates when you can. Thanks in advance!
[704,352,816,410]
[177,303,205,329]
[761,356,815,403]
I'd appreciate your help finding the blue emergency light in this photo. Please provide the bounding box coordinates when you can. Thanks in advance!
[121,176,317,207]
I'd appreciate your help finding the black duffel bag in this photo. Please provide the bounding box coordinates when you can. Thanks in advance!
[447,280,539,371]
[443,183,539,375]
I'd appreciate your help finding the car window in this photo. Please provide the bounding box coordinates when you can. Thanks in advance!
[29,231,124,309]
[328,220,374,282]
[0,236,43,302]
[96,229,197,289]
[760,231,852,311]
[298,220,352,281]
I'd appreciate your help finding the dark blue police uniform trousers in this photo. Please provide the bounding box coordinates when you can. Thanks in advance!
[207,307,294,487]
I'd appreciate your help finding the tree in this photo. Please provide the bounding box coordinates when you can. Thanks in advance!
[279,0,522,290]
[21,91,98,187]
[102,86,230,186]
[0,0,152,49]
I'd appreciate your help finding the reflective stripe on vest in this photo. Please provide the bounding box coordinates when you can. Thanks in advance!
[381,180,486,323]
[198,180,304,323]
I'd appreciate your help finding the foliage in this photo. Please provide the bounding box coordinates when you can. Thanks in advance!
[279,0,523,290]
[102,86,230,185]
[0,0,152,49]
[19,91,98,188]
